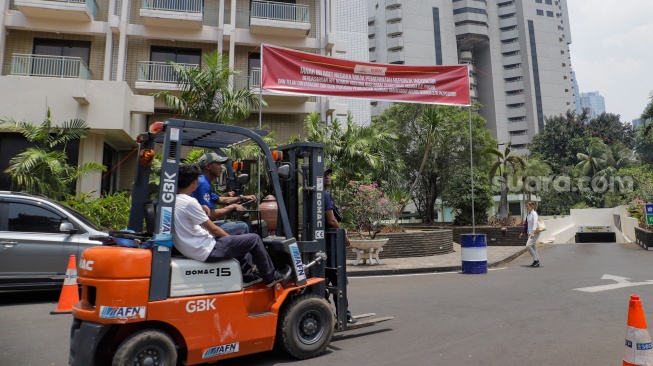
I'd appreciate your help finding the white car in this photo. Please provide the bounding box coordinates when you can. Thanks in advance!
[0,191,107,291]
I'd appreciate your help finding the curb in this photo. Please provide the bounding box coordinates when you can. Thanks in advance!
[347,248,528,277]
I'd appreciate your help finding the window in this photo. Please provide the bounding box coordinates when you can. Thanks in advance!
[32,38,91,78]
[33,38,91,65]
[151,46,201,65]
[508,116,526,122]
[536,9,544,15]
[545,0,552,4]
[509,129,528,136]
[8,203,64,233]
[547,11,554,17]
[453,7,488,15]
[505,76,522,82]
[535,0,542,3]
[509,202,521,216]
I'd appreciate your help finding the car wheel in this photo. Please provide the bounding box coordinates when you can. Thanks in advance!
[112,329,177,366]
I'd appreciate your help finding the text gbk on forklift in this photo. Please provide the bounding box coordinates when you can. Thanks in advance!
[69,119,392,365]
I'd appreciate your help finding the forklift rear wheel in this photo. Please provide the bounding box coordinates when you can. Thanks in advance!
[112,329,177,366]
[277,294,334,359]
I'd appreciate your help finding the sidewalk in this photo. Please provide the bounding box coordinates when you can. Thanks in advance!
[346,243,528,276]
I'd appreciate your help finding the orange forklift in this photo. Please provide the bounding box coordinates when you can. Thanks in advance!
[69,119,391,365]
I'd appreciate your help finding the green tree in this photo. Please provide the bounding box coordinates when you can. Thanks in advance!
[1,110,106,200]
[640,92,653,137]
[575,138,610,177]
[374,103,495,223]
[529,110,590,174]
[484,142,526,219]
[442,167,493,225]
[301,112,401,191]
[586,113,635,150]
[152,51,264,124]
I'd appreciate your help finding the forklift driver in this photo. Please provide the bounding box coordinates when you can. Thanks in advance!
[175,164,291,288]
[192,152,257,235]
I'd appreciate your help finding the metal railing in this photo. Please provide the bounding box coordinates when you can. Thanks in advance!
[13,0,98,18]
[250,0,309,23]
[9,54,93,79]
[141,0,202,13]
[137,61,198,83]
[233,68,261,91]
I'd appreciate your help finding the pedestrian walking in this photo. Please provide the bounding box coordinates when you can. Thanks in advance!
[520,201,540,267]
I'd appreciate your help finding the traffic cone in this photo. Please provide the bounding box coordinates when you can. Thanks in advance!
[624,294,653,365]
[50,254,79,315]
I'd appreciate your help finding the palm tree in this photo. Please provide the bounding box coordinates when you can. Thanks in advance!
[396,106,445,219]
[303,112,399,188]
[575,138,610,177]
[520,157,551,219]
[152,51,265,124]
[484,142,526,219]
[1,110,105,200]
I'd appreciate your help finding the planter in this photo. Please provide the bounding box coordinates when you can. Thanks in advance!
[349,238,389,266]
[634,227,653,251]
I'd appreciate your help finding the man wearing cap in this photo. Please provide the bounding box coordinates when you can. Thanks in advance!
[193,152,257,235]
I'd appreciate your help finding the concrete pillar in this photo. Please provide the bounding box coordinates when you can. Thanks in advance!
[77,132,105,197]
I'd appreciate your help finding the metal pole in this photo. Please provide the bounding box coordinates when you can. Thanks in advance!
[468,106,475,234]
[258,66,263,201]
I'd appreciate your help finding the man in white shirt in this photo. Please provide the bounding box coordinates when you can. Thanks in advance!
[174,164,290,287]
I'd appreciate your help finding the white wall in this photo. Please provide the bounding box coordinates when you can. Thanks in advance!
[538,206,639,244]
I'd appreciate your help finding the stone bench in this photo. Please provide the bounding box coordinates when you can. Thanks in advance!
[349,238,389,265]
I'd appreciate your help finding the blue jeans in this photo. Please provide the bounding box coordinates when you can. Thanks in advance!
[216,220,249,235]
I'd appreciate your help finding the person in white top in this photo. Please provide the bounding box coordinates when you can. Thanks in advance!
[173,164,291,287]
[519,201,540,267]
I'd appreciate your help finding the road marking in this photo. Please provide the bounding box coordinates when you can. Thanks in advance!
[352,267,507,279]
[573,274,653,293]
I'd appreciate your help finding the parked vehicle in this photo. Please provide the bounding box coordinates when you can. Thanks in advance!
[0,191,107,291]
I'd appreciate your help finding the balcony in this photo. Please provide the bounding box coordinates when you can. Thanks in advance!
[234,67,312,112]
[6,54,93,79]
[140,0,203,29]
[135,61,198,92]
[386,8,402,22]
[233,67,261,91]
[386,0,401,8]
[387,51,405,64]
[387,22,403,36]
[387,37,403,50]
[14,0,98,21]
[249,1,311,38]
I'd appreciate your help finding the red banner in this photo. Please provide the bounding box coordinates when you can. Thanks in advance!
[261,44,470,106]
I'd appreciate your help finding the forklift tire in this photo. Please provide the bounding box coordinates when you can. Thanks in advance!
[112,329,177,366]
[276,293,335,359]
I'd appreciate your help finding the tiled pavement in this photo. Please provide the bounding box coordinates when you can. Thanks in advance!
[346,242,530,276]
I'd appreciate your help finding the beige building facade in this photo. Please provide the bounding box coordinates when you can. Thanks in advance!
[0,0,348,195]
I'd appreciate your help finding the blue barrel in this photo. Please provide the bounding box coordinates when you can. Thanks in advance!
[460,234,487,274]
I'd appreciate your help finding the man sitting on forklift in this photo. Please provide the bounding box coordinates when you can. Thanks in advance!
[175,163,291,288]
[192,152,256,235]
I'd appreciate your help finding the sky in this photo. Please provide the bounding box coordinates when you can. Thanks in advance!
[566,0,653,123]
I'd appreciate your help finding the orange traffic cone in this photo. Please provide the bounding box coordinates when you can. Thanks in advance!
[624,294,653,365]
[50,254,80,315]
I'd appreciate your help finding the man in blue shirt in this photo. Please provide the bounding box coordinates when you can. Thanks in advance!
[192,152,257,235]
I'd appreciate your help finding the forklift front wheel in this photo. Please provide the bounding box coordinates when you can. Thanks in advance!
[276,294,335,359]
[112,329,177,366]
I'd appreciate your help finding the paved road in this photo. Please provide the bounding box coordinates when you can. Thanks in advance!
[2,242,652,365]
